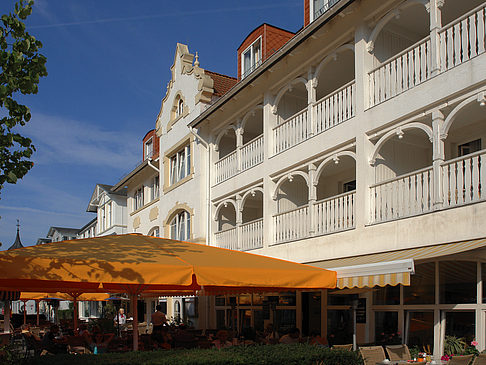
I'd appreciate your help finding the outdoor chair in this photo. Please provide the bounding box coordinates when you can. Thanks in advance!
[448,354,474,365]
[359,345,387,365]
[472,354,486,365]
[333,344,353,351]
[66,335,89,355]
[22,332,42,358]
[386,344,411,361]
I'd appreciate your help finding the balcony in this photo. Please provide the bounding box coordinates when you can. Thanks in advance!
[214,218,264,251]
[273,191,356,245]
[369,2,486,107]
[273,81,356,155]
[370,150,486,224]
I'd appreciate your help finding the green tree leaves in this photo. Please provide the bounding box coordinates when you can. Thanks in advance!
[0,0,47,191]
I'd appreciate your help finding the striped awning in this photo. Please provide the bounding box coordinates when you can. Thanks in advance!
[336,272,410,289]
[313,237,486,289]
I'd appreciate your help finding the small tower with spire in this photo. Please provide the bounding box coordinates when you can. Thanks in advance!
[8,219,24,250]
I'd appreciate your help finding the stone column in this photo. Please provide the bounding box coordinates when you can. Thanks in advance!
[354,23,374,228]
[236,122,243,172]
[307,70,317,136]
[432,109,445,209]
[428,0,443,76]
[236,194,243,250]
[308,163,317,235]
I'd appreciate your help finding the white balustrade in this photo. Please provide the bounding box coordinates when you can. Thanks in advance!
[273,109,309,155]
[214,150,238,184]
[370,167,433,223]
[440,3,486,72]
[315,81,356,134]
[314,191,355,235]
[241,135,264,171]
[369,37,431,106]
[273,205,309,244]
[214,226,238,250]
[442,150,486,208]
[240,218,264,251]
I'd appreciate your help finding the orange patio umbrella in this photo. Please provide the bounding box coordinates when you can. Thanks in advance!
[19,292,110,328]
[0,234,336,349]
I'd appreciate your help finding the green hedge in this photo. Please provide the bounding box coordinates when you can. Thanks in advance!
[29,344,363,365]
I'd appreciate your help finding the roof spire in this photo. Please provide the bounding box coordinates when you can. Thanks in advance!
[8,219,24,250]
[194,52,200,67]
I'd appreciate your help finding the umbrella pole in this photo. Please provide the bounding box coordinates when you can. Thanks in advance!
[4,300,11,333]
[23,300,27,326]
[73,296,78,332]
[36,300,40,326]
[130,294,138,351]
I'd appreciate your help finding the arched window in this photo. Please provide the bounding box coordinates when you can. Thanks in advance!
[177,98,184,117]
[174,300,181,322]
[170,210,191,241]
[148,226,160,237]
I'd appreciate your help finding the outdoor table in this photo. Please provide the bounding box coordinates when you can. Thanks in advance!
[376,361,447,365]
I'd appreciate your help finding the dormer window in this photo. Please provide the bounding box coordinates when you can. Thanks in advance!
[313,0,336,20]
[145,138,153,160]
[241,37,262,79]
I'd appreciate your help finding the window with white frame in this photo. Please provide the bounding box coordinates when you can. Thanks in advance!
[177,98,184,117]
[107,202,112,228]
[134,187,144,211]
[149,227,160,237]
[151,176,160,201]
[170,210,191,241]
[145,138,153,160]
[313,0,337,20]
[241,38,262,79]
[169,145,191,185]
[100,206,106,232]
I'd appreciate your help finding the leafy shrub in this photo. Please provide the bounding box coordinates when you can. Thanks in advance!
[30,343,363,365]
[444,336,467,356]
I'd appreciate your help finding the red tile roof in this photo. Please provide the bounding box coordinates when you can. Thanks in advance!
[205,70,237,97]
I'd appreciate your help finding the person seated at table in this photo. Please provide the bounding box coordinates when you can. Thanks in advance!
[279,327,301,344]
[308,330,328,347]
[263,323,279,344]
[212,330,232,349]
[88,325,114,354]
[41,325,67,354]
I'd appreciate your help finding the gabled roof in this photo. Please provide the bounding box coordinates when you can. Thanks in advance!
[87,183,127,212]
[47,227,80,239]
[78,217,97,233]
[205,70,237,97]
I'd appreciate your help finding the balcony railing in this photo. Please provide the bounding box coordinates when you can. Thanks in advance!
[240,218,264,251]
[215,150,238,185]
[214,226,238,250]
[369,3,486,107]
[314,191,355,235]
[273,109,310,155]
[442,149,486,208]
[315,81,356,134]
[214,218,264,251]
[273,191,357,244]
[273,205,309,244]
[369,36,432,106]
[370,167,434,223]
[440,3,486,72]
[241,135,264,172]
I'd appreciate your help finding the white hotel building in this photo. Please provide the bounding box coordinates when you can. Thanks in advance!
[81,0,486,357]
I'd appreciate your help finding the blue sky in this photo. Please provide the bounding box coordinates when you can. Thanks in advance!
[0,0,303,249]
